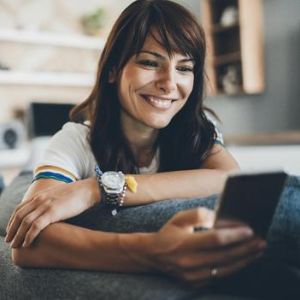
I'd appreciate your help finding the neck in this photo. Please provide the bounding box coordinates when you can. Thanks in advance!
[121,112,158,167]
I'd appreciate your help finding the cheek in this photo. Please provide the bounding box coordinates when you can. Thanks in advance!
[181,75,194,98]
[121,66,153,89]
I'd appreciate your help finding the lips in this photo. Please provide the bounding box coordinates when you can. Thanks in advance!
[141,94,177,110]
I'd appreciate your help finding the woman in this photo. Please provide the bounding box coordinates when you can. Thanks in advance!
[6,0,267,289]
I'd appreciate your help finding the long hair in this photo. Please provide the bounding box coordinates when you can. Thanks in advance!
[70,0,217,173]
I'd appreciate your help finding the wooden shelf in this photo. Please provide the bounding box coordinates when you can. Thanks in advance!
[201,0,265,95]
[211,23,240,33]
[213,51,241,65]
[0,70,95,87]
[0,29,105,50]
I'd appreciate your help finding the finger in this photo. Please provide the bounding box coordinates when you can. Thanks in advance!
[174,237,266,271]
[184,226,254,250]
[215,218,248,229]
[6,197,37,232]
[5,200,39,242]
[172,208,215,229]
[204,238,266,268]
[22,214,51,247]
[10,204,49,248]
[179,251,263,284]
[214,251,264,279]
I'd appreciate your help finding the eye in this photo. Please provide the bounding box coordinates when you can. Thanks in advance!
[176,65,194,73]
[137,60,159,68]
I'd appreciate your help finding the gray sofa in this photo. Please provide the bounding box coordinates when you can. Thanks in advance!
[1,172,300,299]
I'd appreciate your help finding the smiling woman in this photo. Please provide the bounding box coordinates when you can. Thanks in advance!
[117,35,194,131]
[8,0,293,297]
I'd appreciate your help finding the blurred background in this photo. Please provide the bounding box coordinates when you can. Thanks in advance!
[0,0,300,184]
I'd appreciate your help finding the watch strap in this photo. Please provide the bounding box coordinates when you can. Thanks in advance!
[95,166,126,215]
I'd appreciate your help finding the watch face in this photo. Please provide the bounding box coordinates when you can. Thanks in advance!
[101,171,125,193]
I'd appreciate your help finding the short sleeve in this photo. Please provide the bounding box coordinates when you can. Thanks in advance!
[33,122,94,183]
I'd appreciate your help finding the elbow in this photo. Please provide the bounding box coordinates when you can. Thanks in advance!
[11,245,43,268]
[11,248,28,267]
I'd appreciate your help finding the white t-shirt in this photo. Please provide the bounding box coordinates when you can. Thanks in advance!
[34,120,223,183]
[33,122,160,183]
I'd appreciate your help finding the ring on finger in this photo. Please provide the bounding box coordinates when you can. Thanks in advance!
[210,267,218,279]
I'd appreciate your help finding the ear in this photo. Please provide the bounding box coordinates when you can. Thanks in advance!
[108,68,117,83]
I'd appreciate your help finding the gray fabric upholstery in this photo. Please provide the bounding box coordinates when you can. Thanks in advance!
[0,172,253,300]
[0,173,4,195]
[2,236,245,300]
[0,171,32,236]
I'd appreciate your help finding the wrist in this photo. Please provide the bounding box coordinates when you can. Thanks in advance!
[83,177,101,206]
[117,232,158,272]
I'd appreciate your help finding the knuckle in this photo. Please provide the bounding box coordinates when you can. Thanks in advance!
[211,231,225,246]
[31,220,43,231]
[43,200,54,210]
[176,256,191,269]
[22,216,33,227]
[14,213,23,223]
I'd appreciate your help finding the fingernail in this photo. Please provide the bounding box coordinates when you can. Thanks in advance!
[243,227,253,237]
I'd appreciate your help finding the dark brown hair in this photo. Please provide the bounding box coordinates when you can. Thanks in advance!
[70,0,217,173]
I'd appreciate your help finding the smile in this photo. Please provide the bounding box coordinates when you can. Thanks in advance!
[141,95,177,110]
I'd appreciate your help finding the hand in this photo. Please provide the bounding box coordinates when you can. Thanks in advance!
[147,208,266,288]
[5,178,98,248]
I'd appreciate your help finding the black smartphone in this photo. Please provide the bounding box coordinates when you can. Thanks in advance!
[214,171,288,238]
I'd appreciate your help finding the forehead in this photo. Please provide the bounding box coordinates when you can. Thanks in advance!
[139,33,192,60]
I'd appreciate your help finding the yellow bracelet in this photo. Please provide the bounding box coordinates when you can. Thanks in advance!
[125,175,138,193]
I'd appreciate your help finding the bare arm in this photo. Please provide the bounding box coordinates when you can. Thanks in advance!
[127,144,240,203]
[61,144,239,206]
[12,221,152,272]
[6,144,238,248]
[12,208,265,290]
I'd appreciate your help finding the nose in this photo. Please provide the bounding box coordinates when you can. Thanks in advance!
[156,66,177,93]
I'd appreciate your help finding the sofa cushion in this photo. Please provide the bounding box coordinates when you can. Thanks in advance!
[0,173,250,300]
[1,236,252,300]
[0,173,4,194]
[0,171,33,236]
[1,173,300,299]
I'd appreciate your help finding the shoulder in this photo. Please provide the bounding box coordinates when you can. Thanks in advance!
[52,122,90,146]
[34,122,94,180]
[60,121,90,136]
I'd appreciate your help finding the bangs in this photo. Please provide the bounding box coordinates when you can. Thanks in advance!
[116,0,205,70]
[149,16,201,61]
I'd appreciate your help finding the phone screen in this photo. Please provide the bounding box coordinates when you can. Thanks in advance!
[214,171,287,238]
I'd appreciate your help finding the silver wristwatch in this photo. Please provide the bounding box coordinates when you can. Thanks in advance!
[99,171,127,215]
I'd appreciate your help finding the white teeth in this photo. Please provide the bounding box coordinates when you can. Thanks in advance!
[144,96,172,109]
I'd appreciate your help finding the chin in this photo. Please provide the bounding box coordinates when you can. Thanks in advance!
[144,117,172,129]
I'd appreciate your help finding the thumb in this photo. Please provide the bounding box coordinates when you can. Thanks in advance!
[171,208,215,229]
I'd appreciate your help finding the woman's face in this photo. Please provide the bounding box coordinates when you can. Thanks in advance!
[116,34,195,131]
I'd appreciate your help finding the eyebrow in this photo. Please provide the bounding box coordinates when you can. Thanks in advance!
[138,50,195,63]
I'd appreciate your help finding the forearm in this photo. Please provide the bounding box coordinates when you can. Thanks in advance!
[127,169,231,204]
[87,168,233,207]
[12,222,155,272]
